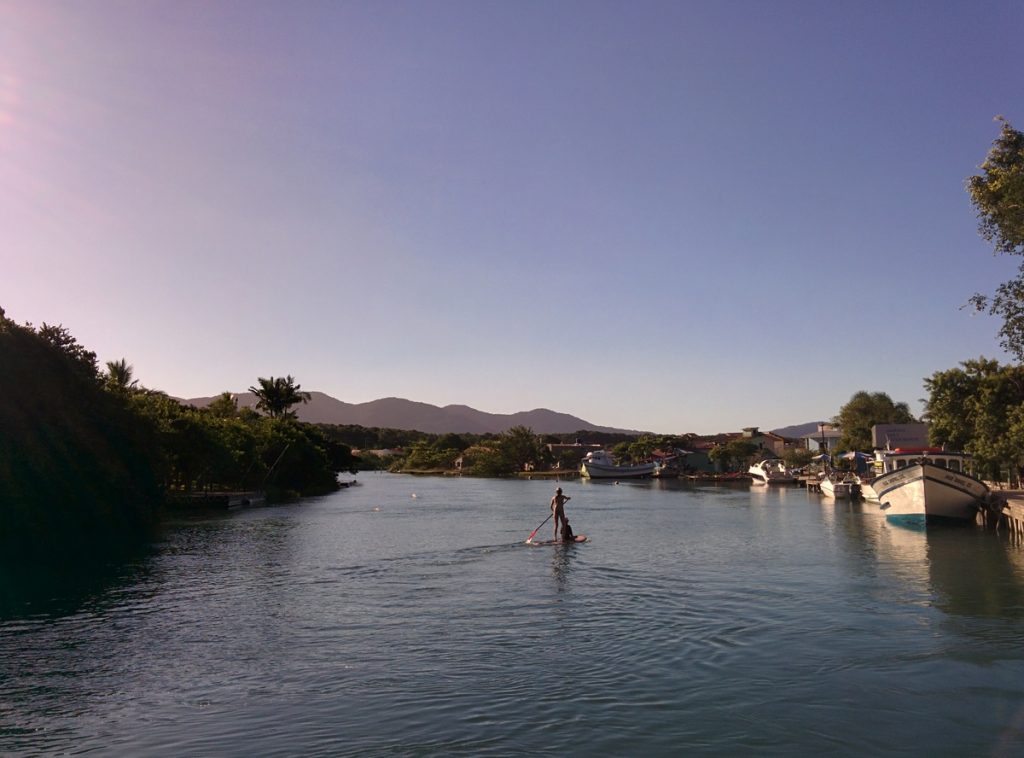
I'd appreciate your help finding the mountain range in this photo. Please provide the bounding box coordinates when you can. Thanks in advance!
[184,392,644,435]
[184,391,818,438]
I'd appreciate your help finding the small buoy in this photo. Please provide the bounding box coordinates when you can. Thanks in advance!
[373,506,380,512]
[411,493,418,499]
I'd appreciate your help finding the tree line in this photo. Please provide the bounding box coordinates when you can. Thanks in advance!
[0,312,357,557]
[926,117,1024,484]
[320,426,652,476]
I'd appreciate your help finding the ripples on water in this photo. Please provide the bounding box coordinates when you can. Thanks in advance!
[3,474,1024,755]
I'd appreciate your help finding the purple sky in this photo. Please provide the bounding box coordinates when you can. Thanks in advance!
[2,1,1022,434]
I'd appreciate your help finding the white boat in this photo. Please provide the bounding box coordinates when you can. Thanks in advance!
[820,473,856,499]
[748,459,796,485]
[870,448,988,524]
[580,450,655,479]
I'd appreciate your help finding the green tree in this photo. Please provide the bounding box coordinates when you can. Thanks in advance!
[205,391,240,418]
[923,359,998,451]
[553,447,585,471]
[268,421,357,493]
[611,441,632,462]
[353,450,384,470]
[404,440,459,470]
[0,317,161,555]
[924,358,1024,483]
[126,384,352,496]
[626,435,659,462]
[967,118,1024,359]
[36,322,99,381]
[709,439,759,471]
[249,375,312,419]
[433,432,469,452]
[782,448,814,469]
[500,425,546,472]
[166,412,223,492]
[104,358,138,393]
[460,444,508,477]
[832,391,915,452]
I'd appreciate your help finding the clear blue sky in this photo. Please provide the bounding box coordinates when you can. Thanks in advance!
[2,1,1021,434]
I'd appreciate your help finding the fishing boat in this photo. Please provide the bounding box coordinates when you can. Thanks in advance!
[580,450,655,479]
[748,459,796,485]
[870,448,988,524]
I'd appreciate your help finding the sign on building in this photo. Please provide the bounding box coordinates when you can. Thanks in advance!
[871,423,929,450]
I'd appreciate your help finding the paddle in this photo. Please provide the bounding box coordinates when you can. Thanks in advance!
[525,513,553,544]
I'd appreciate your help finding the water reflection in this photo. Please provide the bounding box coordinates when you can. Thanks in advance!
[872,519,931,590]
[0,544,154,621]
[849,510,1024,619]
[815,495,863,557]
[549,544,579,591]
[744,481,803,504]
[925,527,1024,619]
[748,483,770,505]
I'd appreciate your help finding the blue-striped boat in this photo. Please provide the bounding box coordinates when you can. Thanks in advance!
[870,449,987,524]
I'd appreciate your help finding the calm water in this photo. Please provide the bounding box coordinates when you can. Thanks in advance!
[3,474,1024,756]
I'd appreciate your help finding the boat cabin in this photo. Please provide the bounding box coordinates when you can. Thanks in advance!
[875,448,973,475]
[584,450,616,466]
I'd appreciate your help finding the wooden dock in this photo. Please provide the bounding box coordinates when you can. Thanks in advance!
[166,491,265,510]
[798,476,822,492]
[977,490,1024,539]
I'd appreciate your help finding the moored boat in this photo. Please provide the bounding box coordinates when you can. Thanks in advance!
[580,450,655,479]
[748,459,796,485]
[870,448,988,524]
[820,473,857,499]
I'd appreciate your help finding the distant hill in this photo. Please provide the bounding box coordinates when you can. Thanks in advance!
[184,391,642,435]
[771,422,825,439]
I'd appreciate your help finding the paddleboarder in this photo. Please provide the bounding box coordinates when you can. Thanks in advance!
[550,487,571,542]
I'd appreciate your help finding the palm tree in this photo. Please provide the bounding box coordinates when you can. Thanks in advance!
[248,375,312,419]
[206,391,239,418]
[105,358,138,392]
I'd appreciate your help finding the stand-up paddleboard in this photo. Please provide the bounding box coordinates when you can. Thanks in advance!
[527,535,588,546]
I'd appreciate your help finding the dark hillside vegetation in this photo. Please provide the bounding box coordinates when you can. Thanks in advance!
[0,313,359,559]
[0,318,161,556]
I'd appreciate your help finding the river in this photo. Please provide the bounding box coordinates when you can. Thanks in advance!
[2,474,1024,756]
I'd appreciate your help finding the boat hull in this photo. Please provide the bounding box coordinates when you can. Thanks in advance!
[750,474,797,485]
[581,461,655,479]
[748,461,796,485]
[820,477,854,499]
[873,463,986,523]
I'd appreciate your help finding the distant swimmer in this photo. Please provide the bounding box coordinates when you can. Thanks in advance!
[550,487,571,542]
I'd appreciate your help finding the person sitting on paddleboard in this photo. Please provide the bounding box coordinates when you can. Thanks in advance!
[551,487,570,541]
[561,518,576,543]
